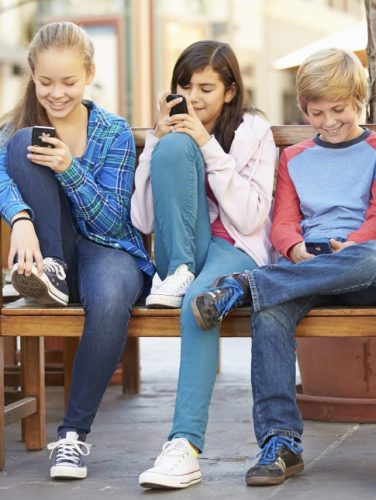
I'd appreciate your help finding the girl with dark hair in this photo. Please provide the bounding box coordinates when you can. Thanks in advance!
[0,21,152,479]
[132,40,276,489]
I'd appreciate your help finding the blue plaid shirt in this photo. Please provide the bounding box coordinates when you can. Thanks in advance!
[0,100,154,276]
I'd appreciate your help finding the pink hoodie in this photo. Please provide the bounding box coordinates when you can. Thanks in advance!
[131,113,277,266]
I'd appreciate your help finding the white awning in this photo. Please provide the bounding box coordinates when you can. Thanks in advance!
[273,21,367,70]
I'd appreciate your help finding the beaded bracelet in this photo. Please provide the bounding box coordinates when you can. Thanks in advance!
[10,216,32,229]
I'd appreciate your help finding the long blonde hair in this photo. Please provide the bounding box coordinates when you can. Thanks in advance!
[0,21,94,138]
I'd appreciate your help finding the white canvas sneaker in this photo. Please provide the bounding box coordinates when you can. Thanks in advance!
[145,264,194,308]
[139,438,202,489]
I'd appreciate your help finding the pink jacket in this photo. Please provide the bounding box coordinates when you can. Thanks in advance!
[131,113,277,266]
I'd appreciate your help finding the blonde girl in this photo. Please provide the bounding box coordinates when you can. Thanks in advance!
[0,21,152,479]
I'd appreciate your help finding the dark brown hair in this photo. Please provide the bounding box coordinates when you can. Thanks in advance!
[0,21,94,140]
[171,40,256,153]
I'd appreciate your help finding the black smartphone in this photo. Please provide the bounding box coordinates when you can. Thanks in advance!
[166,94,188,116]
[305,240,333,255]
[31,126,56,148]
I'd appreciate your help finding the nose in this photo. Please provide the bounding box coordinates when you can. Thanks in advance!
[50,85,64,99]
[323,113,337,128]
[187,87,199,103]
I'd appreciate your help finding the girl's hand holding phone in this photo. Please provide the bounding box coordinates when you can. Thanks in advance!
[168,97,211,147]
[154,91,179,139]
[27,136,73,173]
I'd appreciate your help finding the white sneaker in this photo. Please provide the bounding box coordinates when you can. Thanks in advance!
[139,438,202,489]
[48,431,91,479]
[145,264,194,308]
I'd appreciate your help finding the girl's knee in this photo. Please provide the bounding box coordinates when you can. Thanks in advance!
[153,133,197,163]
[9,127,32,151]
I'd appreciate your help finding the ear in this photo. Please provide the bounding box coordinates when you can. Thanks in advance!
[85,64,96,85]
[224,83,237,103]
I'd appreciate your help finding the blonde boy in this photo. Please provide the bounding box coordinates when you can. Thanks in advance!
[191,48,376,486]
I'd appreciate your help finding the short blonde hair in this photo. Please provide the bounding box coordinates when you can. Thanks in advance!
[296,48,368,115]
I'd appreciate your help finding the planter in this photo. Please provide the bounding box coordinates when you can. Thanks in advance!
[296,337,376,422]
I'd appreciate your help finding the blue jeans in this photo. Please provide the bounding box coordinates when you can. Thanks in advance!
[248,242,376,446]
[151,133,258,451]
[7,128,144,436]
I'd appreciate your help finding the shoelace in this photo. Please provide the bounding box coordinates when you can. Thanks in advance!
[47,437,91,465]
[208,278,245,320]
[156,439,190,462]
[257,436,304,466]
[43,258,66,280]
[157,273,193,294]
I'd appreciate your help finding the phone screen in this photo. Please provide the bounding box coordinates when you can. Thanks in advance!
[31,126,56,148]
[305,241,332,255]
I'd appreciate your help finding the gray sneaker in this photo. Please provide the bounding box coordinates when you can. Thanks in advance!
[48,431,91,479]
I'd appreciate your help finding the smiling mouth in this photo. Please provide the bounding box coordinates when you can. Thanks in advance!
[323,128,341,135]
[48,101,68,108]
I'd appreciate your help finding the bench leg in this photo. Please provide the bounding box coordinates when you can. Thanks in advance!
[63,337,79,408]
[122,337,140,394]
[21,337,45,450]
[0,337,5,470]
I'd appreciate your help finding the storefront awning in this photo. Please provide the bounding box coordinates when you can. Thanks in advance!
[273,21,367,70]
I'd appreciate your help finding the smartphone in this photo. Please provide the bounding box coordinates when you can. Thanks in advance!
[166,94,188,116]
[305,240,333,255]
[31,126,56,148]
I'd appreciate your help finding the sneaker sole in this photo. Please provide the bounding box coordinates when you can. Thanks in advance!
[191,274,245,331]
[246,462,304,486]
[12,268,68,306]
[146,294,183,308]
[50,465,87,479]
[139,470,202,489]
[190,297,213,330]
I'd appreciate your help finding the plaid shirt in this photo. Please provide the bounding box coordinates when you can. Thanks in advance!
[0,100,154,276]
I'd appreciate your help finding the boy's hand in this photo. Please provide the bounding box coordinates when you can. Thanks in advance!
[288,242,315,263]
[330,239,356,252]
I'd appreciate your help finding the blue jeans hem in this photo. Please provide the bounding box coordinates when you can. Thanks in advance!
[168,432,203,454]
[247,271,260,312]
[258,428,302,447]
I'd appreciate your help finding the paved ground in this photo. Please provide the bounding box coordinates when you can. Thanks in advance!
[1,338,376,499]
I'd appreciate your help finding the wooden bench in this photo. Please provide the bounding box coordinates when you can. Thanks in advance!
[1,124,376,470]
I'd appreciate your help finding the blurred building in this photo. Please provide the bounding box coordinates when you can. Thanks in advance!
[0,0,366,126]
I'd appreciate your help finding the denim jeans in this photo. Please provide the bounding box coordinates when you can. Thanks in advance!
[150,133,258,451]
[248,241,376,446]
[7,128,144,436]
[150,132,211,278]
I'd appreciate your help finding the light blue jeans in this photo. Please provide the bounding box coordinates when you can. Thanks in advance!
[150,133,257,451]
[248,242,376,446]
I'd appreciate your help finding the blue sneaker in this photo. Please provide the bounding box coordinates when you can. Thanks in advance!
[48,431,91,479]
[11,257,69,306]
[191,272,251,330]
[246,436,304,486]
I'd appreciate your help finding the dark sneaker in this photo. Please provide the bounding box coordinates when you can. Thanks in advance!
[48,431,91,479]
[191,272,251,330]
[11,257,69,306]
[246,436,304,486]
